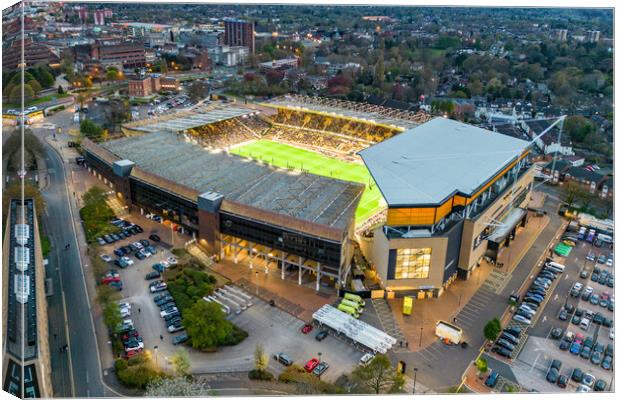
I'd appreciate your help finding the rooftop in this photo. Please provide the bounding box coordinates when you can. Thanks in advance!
[264,94,431,129]
[358,118,531,206]
[101,132,363,231]
[122,103,255,134]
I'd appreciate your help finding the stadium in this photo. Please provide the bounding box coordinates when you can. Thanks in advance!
[83,95,534,296]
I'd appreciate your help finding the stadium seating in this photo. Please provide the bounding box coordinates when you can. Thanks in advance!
[186,115,270,149]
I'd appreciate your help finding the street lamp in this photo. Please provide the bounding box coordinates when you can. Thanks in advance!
[413,367,418,394]
[419,326,423,348]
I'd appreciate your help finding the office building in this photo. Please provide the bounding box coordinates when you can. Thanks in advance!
[223,19,255,53]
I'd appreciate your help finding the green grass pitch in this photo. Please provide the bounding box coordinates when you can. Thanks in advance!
[230,140,384,224]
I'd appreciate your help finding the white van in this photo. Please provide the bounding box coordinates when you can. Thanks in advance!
[546,261,565,273]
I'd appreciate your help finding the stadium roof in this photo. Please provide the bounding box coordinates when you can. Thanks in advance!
[358,118,531,206]
[101,132,364,231]
[123,104,255,134]
[264,95,429,129]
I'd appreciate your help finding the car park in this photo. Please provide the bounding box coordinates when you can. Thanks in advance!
[580,270,589,279]
[97,237,107,246]
[546,367,559,384]
[576,385,591,393]
[135,251,146,260]
[597,254,607,264]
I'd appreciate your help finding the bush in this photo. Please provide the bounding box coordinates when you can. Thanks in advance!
[249,369,274,381]
[115,351,167,389]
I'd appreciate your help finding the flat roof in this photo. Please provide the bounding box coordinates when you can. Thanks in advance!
[123,104,255,134]
[358,118,531,206]
[101,132,363,231]
[264,95,429,130]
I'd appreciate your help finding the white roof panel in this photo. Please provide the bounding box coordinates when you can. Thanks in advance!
[358,118,531,206]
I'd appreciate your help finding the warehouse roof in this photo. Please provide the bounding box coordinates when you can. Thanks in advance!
[358,118,531,206]
[101,132,363,231]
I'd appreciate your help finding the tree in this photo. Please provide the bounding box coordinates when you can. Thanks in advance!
[9,84,34,104]
[27,79,42,95]
[170,348,190,376]
[475,357,488,374]
[188,81,209,102]
[254,343,268,372]
[115,351,166,389]
[106,68,119,82]
[160,59,169,74]
[145,377,212,397]
[265,70,285,86]
[184,300,234,350]
[80,119,104,139]
[483,318,501,341]
[560,181,589,210]
[351,354,404,394]
[58,85,65,94]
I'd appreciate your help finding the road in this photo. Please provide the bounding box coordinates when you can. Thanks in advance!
[39,129,111,397]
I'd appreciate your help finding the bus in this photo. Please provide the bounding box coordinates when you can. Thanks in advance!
[340,299,364,313]
[344,292,366,307]
[337,303,359,318]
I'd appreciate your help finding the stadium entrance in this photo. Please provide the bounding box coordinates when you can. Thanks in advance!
[219,235,341,291]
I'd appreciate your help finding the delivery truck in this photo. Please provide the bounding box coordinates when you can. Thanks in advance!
[435,320,463,344]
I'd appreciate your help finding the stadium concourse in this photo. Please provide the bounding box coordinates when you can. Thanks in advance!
[86,96,435,295]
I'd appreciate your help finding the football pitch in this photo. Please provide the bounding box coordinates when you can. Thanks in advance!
[230,140,384,224]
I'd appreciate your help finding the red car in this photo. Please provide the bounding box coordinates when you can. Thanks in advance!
[123,348,142,359]
[101,276,121,284]
[121,330,140,341]
[304,358,320,372]
[301,324,313,334]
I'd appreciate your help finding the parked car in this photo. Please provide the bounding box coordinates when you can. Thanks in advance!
[100,254,113,263]
[121,256,134,266]
[557,374,568,388]
[582,374,595,388]
[484,371,499,388]
[97,237,107,246]
[304,358,320,372]
[312,361,329,377]
[301,324,313,334]
[135,251,146,260]
[273,353,293,366]
[145,271,161,280]
[491,346,512,359]
[149,234,161,242]
[315,330,328,341]
[593,379,607,392]
[172,333,189,345]
[571,368,583,383]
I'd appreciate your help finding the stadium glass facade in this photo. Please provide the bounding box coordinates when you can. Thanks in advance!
[359,118,535,298]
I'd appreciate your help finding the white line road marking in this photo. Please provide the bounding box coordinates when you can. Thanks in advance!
[542,316,547,323]
[554,294,559,301]
[564,274,569,280]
